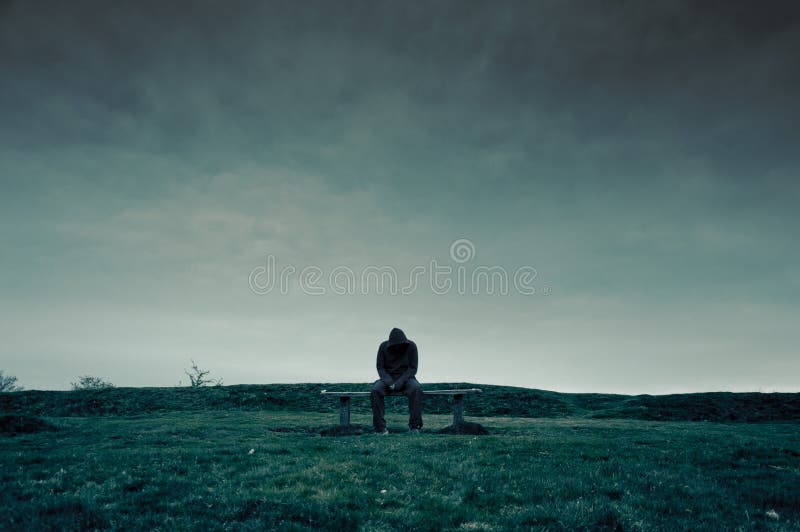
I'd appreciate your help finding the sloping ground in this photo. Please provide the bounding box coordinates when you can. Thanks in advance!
[1,383,799,422]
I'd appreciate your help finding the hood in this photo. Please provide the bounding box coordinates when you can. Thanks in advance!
[386,327,410,347]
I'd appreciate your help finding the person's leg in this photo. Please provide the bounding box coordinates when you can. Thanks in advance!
[370,379,388,432]
[403,377,423,429]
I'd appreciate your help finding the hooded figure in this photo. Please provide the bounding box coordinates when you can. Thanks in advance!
[371,327,423,433]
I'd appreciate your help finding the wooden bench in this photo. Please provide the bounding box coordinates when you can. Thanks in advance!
[320,388,482,427]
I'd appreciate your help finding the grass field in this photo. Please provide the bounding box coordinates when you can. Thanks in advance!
[0,411,800,530]
[2,399,800,531]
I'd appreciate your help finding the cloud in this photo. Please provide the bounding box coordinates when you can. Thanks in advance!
[1,0,798,391]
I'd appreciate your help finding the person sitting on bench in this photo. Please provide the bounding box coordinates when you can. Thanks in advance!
[371,327,423,434]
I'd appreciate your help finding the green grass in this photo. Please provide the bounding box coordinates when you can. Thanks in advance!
[2,409,799,530]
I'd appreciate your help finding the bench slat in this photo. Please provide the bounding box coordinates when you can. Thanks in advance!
[320,388,481,396]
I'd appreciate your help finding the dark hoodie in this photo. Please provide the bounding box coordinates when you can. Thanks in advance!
[376,327,418,388]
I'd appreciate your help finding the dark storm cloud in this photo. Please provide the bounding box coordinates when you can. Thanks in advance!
[3,0,798,257]
[3,0,798,174]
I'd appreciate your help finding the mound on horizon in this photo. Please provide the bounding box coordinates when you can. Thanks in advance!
[0,415,58,436]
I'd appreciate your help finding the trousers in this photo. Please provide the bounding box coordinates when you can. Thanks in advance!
[370,377,423,430]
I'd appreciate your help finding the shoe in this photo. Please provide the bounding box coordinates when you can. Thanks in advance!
[409,428,421,435]
[375,428,389,435]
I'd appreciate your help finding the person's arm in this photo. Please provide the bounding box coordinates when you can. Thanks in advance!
[392,343,418,389]
[376,345,393,386]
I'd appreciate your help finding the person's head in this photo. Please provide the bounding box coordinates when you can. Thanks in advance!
[387,327,409,348]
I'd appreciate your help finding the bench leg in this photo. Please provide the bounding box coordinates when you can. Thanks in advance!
[453,394,464,425]
[339,396,351,426]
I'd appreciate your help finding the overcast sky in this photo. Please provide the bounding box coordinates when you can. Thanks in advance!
[1,0,798,393]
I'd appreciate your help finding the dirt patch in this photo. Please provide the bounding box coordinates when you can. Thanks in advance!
[437,421,489,435]
[269,424,372,436]
[268,426,313,434]
[318,424,371,436]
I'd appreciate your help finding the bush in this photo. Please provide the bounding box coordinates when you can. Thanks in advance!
[71,375,114,391]
[0,370,23,392]
[184,359,222,387]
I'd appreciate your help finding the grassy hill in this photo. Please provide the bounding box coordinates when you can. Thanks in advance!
[2,383,799,422]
